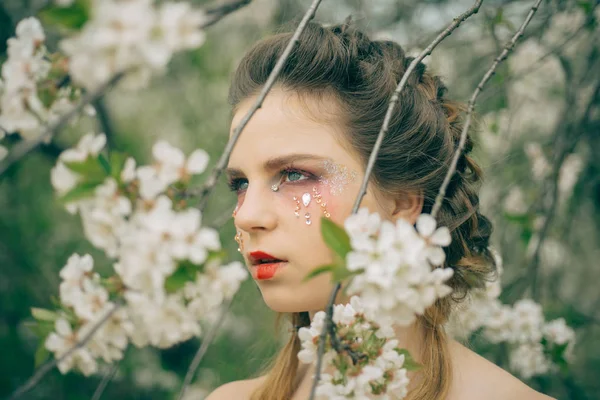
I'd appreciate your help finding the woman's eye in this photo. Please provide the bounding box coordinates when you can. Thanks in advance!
[228,178,248,193]
[283,170,308,183]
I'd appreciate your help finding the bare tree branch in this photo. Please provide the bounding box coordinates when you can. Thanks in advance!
[431,0,544,219]
[8,303,122,400]
[177,296,235,400]
[308,282,342,400]
[91,98,116,150]
[203,0,252,28]
[0,72,126,178]
[91,362,120,400]
[191,0,324,211]
[352,0,484,213]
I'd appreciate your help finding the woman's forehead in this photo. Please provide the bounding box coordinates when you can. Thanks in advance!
[228,89,358,171]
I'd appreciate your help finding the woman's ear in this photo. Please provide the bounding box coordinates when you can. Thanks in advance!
[391,190,424,225]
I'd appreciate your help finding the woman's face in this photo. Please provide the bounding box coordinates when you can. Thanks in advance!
[227,88,412,313]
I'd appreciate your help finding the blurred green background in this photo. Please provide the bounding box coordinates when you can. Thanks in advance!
[1,0,599,399]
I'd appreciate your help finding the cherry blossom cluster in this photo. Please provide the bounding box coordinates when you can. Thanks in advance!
[298,296,412,399]
[37,133,248,374]
[1,1,209,159]
[60,0,209,90]
[0,17,77,148]
[45,253,133,375]
[343,208,454,327]
[446,252,576,379]
[297,210,454,398]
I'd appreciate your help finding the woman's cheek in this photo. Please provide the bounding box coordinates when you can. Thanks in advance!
[278,181,338,224]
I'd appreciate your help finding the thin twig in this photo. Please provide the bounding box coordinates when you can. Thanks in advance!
[431,0,544,218]
[8,303,121,400]
[0,72,126,177]
[191,0,324,211]
[91,362,120,400]
[91,98,116,150]
[352,0,484,214]
[308,282,342,400]
[202,0,252,28]
[178,296,235,400]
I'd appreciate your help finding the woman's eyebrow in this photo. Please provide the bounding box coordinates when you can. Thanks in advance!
[226,154,329,177]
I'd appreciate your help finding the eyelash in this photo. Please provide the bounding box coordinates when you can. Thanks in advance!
[227,167,314,194]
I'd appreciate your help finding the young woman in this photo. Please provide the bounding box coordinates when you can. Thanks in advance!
[207,21,553,400]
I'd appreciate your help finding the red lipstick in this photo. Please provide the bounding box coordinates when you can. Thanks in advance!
[248,251,287,280]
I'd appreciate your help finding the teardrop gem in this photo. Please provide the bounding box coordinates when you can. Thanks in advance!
[302,193,312,207]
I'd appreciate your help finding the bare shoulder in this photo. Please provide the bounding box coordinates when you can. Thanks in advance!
[205,375,267,400]
[448,340,556,400]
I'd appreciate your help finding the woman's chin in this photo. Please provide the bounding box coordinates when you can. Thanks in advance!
[260,292,324,314]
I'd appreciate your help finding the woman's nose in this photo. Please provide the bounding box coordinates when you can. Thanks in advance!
[234,184,278,233]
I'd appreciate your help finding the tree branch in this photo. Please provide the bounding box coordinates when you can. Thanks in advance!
[0,72,126,178]
[352,0,484,214]
[308,282,342,400]
[91,98,116,150]
[203,0,252,28]
[91,362,120,400]
[431,0,544,219]
[8,303,122,400]
[190,0,324,211]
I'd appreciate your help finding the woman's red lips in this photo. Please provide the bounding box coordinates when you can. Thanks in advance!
[248,251,286,265]
[248,251,288,280]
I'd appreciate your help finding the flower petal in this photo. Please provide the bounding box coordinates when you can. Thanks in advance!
[416,214,436,237]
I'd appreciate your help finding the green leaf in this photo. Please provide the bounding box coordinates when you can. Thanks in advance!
[23,320,55,339]
[109,152,129,181]
[34,342,51,368]
[31,308,60,322]
[64,155,107,181]
[165,264,198,294]
[577,0,594,15]
[320,217,352,260]
[59,181,101,204]
[396,348,422,371]
[303,264,335,282]
[98,154,111,175]
[333,267,363,283]
[38,0,91,31]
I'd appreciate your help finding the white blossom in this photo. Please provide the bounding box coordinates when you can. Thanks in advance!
[558,154,584,202]
[0,17,53,139]
[509,342,551,379]
[45,318,98,376]
[344,209,453,327]
[59,253,97,307]
[298,297,410,399]
[125,292,201,348]
[509,299,544,344]
[184,261,248,320]
[503,186,528,215]
[60,0,208,90]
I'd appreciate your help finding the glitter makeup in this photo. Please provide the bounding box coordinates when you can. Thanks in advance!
[320,160,358,196]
